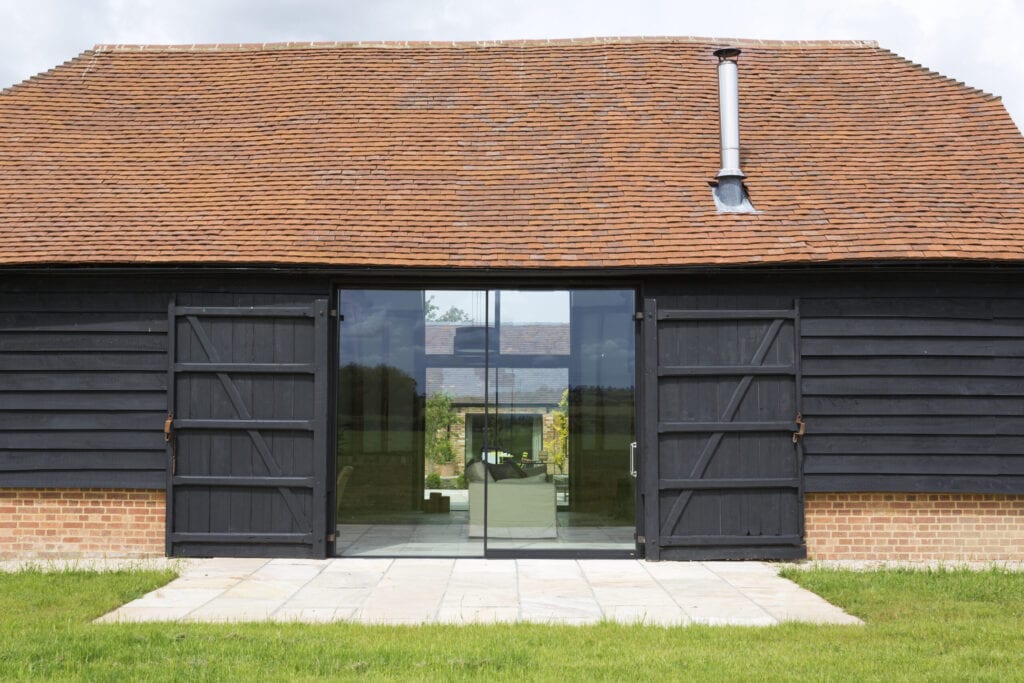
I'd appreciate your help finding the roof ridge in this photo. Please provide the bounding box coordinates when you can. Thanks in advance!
[92,36,880,52]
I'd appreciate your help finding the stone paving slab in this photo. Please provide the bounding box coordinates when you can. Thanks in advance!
[95,558,863,626]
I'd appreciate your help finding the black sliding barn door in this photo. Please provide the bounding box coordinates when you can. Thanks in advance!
[166,299,329,558]
[642,298,805,560]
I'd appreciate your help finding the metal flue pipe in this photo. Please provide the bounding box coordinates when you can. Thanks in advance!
[711,47,755,211]
[714,47,744,180]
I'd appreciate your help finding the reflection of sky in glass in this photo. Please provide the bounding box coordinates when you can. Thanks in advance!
[425,290,571,324]
[498,291,569,324]
[425,290,491,324]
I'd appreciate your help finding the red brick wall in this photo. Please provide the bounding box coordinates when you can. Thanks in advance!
[0,488,165,558]
[805,493,1024,561]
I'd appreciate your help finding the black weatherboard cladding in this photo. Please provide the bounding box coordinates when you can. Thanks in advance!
[0,286,169,488]
[0,269,1022,560]
[646,271,1024,499]
[0,276,331,493]
[800,291,1024,494]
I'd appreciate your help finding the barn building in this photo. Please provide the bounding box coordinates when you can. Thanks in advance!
[1,38,1022,561]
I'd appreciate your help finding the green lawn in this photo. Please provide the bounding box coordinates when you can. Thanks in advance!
[0,565,1021,681]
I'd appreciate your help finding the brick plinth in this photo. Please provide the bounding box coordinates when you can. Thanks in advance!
[0,488,165,558]
[805,493,1024,561]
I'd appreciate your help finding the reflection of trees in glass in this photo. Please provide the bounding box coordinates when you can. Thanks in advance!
[425,296,472,323]
[336,363,424,512]
[544,389,569,473]
[425,391,457,464]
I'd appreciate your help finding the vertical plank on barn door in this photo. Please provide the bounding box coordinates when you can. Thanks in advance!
[641,297,661,560]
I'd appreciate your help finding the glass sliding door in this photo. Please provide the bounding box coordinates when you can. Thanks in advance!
[335,287,636,557]
[334,290,487,557]
[484,289,636,554]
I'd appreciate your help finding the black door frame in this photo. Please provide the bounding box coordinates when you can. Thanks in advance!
[328,279,644,559]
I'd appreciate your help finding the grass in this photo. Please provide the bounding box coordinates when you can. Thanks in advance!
[0,565,1022,681]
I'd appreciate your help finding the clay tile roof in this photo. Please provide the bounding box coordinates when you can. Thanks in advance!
[1,37,1023,269]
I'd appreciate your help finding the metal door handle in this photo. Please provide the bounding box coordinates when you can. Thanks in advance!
[629,441,638,477]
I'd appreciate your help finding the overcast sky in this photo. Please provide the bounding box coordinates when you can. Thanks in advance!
[2,0,1022,128]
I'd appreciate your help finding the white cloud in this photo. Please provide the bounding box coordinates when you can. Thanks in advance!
[1,0,1021,127]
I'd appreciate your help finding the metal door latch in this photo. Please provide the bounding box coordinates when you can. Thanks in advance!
[164,413,174,442]
[792,413,806,443]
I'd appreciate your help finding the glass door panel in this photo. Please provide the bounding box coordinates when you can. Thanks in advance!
[336,287,636,557]
[335,289,487,557]
[485,289,636,554]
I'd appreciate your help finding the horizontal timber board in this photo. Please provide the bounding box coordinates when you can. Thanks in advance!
[1,352,166,372]
[799,298,997,319]
[172,476,314,487]
[802,377,1024,396]
[661,535,803,546]
[658,421,797,433]
[802,396,1024,416]
[173,419,313,430]
[803,434,1024,455]
[0,372,166,391]
[658,364,795,376]
[169,533,314,544]
[0,451,164,471]
[0,430,165,450]
[0,333,166,352]
[0,292,169,312]
[807,415,1024,436]
[800,338,1024,357]
[802,356,1024,377]
[0,470,163,488]
[0,392,166,411]
[0,313,167,333]
[802,318,1022,337]
[658,478,800,490]
[0,411,165,431]
[658,309,795,320]
[804,454,1024,476]
[805,474,1024,494]
[174,362,315,374]
[174,306,314,317]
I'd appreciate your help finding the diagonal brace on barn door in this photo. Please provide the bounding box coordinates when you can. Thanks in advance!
[661,318,785,535]
[184,315,311,531]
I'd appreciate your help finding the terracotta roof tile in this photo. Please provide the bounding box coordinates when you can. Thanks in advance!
[1,37,1022,268]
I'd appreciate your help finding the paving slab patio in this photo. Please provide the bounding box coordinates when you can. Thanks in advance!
[95,558,862,626]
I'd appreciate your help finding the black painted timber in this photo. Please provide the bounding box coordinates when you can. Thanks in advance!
[645,272,1024,496]
[3,268,1024,562]
[0,289,170,488]
[0,276,332,493]
[648,300,805,560]
[166,293,330,558]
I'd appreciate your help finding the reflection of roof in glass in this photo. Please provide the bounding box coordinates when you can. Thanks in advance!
[426,367,567,406]
[426,322,569,355]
